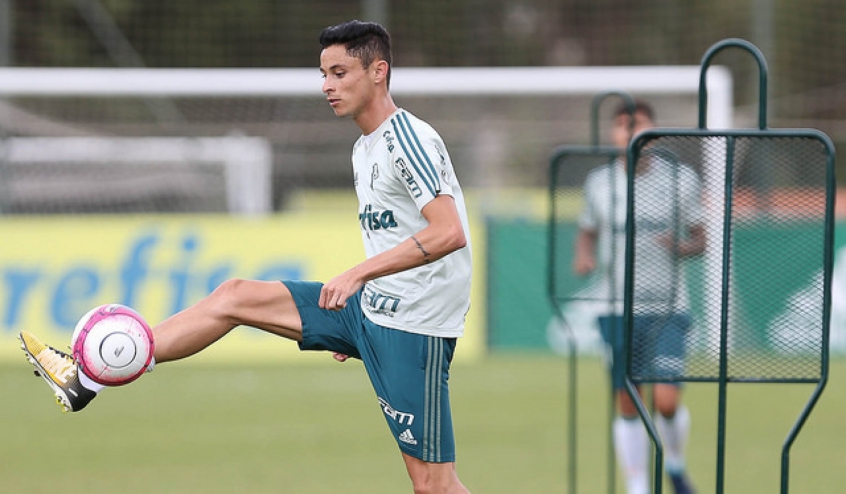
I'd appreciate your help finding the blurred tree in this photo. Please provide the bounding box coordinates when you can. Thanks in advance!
[5,1,845,126]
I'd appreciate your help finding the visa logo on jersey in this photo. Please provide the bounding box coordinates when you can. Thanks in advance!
[359,204,398,231]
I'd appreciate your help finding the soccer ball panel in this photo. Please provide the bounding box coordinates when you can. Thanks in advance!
[71,305,101,348]
[97,330,138,369]
[72,304,154,386]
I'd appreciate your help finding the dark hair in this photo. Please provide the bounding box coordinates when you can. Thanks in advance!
[613,99,656,122]
[319,20,393,86]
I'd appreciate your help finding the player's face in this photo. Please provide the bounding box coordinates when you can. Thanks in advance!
[320,44,376,120]
[612,111,654,150]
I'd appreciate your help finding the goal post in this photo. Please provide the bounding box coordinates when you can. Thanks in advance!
[1,136,273,215]
[0,65,732,216]
[0,65,733,123]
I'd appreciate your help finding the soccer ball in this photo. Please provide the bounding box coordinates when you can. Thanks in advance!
[71,304,155,386]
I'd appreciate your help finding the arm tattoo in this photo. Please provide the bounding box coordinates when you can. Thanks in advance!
[411,235,432,263]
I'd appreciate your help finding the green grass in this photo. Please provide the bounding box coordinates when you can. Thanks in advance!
[2,354,845,493]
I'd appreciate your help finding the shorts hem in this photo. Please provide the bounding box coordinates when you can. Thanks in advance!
[398,444,456,464]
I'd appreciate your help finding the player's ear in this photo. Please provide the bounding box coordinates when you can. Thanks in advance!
[373,59,389,85]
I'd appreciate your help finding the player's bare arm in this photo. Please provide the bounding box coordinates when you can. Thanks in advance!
[573,228,598,276]
[319,194,466,310]
[656,223,706,258]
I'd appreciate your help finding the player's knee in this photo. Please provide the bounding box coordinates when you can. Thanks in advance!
[410,477,450,494]
[655,404,677,419]
[653,385,681,417]
[408,465,468,494]
[210,278,245,301]
[207,278,253,321]
[410,477,432,494]
[653,393,681,417]
[617,391,639,416]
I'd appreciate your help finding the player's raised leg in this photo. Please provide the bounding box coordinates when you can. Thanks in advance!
[21,279,304,412]
[151,278,303,364]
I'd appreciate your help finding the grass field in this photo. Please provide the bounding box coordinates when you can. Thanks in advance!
[2,353,845,493]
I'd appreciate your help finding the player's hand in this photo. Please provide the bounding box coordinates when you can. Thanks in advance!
[573,256,596,276]
[656,232,680,255]
[319,270,364,310]
[332,352,350,362]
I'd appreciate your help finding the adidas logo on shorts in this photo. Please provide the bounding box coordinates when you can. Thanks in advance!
[398,429,418,445]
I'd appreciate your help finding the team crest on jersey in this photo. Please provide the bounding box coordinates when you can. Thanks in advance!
[370,163,379,189]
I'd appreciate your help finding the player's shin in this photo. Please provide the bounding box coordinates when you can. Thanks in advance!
[614,416,650,494]
[654,404,691,474]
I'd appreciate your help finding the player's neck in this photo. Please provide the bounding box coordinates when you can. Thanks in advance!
[618,155,652,175]
[355,94,398,135]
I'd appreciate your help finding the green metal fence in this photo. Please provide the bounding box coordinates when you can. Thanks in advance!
[623,38,836,494]
[548,91,635,494]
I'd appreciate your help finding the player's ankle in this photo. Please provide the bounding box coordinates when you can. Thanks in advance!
[78,370,105,393]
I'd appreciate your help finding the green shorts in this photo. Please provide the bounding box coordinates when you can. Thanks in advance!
[283,280,457,463]
[599,314,691,389]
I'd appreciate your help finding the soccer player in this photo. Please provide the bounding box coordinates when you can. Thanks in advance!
[20,20,473,494]
[573,100,703,494]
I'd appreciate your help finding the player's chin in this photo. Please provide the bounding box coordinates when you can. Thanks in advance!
[329,102,346,117]
[333,103,359,119]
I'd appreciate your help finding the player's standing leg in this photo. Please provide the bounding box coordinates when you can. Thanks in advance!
[652,314,696,494]
[654,385,695,494]
[403,454,470,494]
[616,390,651,494]
[600,316,650,494]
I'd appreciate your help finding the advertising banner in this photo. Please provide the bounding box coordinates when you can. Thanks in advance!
[489,217,846,356]
[0,214,485,363]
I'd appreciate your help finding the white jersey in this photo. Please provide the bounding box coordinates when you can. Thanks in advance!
[579,157,703,314]
[351,108,472,337]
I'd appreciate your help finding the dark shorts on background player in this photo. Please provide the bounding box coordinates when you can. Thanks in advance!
[283,280,458,463]
[599,313,691,390]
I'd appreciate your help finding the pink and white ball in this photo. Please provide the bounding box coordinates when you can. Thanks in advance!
[71,304,155,386]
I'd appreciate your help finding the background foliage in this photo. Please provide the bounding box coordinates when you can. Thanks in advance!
[7,0,845,131]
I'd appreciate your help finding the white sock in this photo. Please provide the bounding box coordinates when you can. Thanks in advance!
[654,405,691,475]
[77,369,105,394]
[614,416,650,494]
[75,357,155,393]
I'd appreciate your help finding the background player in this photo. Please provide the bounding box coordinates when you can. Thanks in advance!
[21,19,473,494]
[573,100,704,494]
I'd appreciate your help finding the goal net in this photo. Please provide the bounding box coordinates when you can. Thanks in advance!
[0,135,272,214]
[0,66,732,215]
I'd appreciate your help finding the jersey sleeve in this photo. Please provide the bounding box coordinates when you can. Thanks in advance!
[679,166,705,227]
[389,112,454,212]
[578,170,602,231]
